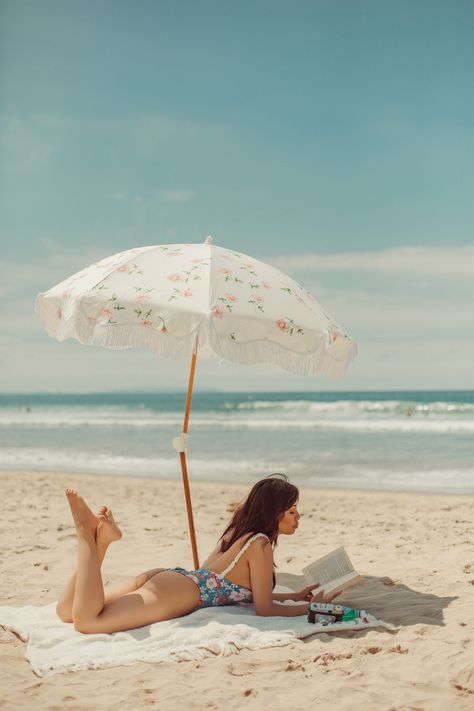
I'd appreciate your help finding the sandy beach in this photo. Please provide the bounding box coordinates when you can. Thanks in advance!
[0,468,473,710]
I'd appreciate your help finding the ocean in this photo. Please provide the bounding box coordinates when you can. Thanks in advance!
[0,391,473,494]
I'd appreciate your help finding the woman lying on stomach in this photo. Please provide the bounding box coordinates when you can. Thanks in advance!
[57,473,340,634]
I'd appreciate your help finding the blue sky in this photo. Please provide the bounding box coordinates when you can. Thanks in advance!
[1,0,473,392]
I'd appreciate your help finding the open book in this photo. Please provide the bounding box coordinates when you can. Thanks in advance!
[302,547,363,595]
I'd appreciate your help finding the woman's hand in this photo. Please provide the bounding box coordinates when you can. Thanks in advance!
[293,581,342,604]
[310,588,342,604]
[292,582,322,602]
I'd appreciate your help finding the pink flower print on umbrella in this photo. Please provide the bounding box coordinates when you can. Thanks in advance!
[217,294,237,312]
[240,262,258,277]
[109,293,126,312]
[261,281,272,290]
[135,293,151,305]
[127,263,144,276]
[100,307,112,320]
[168,273,185,282]
[134,307,152,322]
[99,306,117,325]
[117,265,129,273]
[166,250,182,257]
[142,319,152,326]
[213,304,224,319]
[168,285,195,300]
[220,267,244,284]
[168,288,180,302]
[156,315,167,332]
[182,264,205,283]
[249,294,265,313]
[276,317,304,336]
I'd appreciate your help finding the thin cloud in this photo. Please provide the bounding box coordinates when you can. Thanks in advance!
[105,188,197,204]
[0,244,109,299]
[162,189,197,204]
[270,246,474,277]
[326,294,474,337]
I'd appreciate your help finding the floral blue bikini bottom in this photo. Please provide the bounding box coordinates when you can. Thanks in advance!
[167,566,253,608]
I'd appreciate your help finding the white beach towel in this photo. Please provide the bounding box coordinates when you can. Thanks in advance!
[0,589,398,677]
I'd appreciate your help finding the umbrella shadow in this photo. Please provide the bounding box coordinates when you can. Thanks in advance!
[276,571,456,637]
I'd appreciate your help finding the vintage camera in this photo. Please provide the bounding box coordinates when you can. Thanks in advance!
[307,602,343,625]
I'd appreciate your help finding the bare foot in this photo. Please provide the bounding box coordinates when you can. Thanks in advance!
[96,506,122,546]
[65,489,98,536]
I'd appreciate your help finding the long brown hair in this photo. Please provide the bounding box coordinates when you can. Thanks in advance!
[219,473,299,586]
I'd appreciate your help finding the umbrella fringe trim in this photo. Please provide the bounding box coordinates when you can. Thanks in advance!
[56,316,357,379]
[207,330,357,378]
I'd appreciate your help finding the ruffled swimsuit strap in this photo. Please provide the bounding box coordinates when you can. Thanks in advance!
[221,532,270,577]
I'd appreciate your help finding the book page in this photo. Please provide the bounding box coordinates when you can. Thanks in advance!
[322,572,360,594]
[303,547,355,586]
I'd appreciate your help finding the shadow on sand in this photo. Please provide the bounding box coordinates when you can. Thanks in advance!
[277,571,456,640]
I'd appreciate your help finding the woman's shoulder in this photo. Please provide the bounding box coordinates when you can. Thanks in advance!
[242,532,272,554]
[222,531,271,553]
[249,532,271,543]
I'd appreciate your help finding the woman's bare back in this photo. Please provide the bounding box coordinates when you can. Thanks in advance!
[201,532,269,588]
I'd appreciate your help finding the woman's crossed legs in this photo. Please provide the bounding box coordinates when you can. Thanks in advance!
[56,504,163,623]
[59,490,199,634]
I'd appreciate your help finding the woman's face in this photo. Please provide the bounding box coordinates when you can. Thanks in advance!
[278,501,300,535]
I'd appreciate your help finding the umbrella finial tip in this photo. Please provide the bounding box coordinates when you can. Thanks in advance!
[204,235,214,245]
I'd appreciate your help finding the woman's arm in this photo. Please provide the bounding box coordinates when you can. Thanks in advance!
[272,591,297,602]
[248,540,309,617]
[274,585,343,606]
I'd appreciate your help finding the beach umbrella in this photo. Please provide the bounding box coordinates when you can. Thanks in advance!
[36,236,357,567]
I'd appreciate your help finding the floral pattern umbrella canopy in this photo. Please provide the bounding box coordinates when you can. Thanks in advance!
[36,237,357,568]
[36,237,356,377]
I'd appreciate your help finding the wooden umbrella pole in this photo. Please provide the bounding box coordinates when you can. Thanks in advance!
[179,341,199,569]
